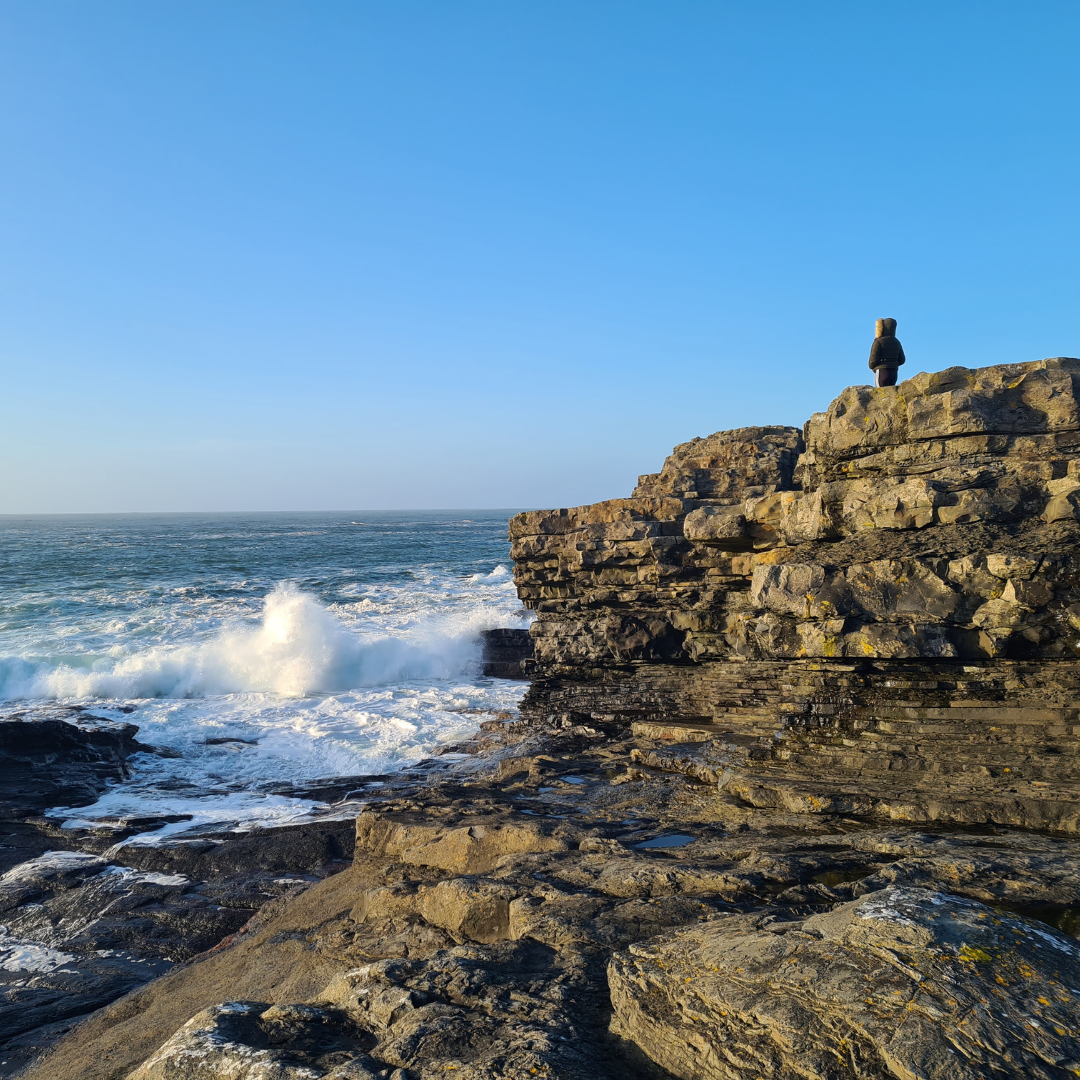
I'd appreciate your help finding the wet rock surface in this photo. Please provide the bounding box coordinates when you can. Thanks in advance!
[0,833,340,1076]
[0,710,147,826]
[0,704,371,1076]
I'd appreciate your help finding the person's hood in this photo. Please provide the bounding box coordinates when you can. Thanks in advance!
[875,317,897,337]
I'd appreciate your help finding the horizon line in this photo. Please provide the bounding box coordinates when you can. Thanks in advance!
[0,507,536,518]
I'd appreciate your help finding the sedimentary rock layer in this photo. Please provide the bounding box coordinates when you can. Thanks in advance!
[511,359,1080,830]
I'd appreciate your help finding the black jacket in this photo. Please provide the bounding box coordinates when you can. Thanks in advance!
[869,335,906,370]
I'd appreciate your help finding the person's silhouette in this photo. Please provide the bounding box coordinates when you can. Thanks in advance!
[868,318,906,387]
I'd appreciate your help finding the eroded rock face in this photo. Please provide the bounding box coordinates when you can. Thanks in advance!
[511,359,1080,831]
[513,359,1080,667]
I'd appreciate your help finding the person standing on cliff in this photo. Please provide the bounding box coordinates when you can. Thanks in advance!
[868,317,906,387]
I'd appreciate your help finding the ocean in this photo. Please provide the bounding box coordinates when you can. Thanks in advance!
[0,511,530,840]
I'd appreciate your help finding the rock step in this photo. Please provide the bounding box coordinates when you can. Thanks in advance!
[774,752,1074,781]
[630,719,728,742]
[725,769,1080,811]
[723,778,1080,832]
[789,729,1080,748]
[630,740,1080,831]
[638,736,1077,780]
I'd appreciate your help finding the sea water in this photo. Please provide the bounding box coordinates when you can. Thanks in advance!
[0,511,530,840]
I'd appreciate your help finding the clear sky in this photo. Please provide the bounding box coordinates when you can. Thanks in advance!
[2,2,1078,513]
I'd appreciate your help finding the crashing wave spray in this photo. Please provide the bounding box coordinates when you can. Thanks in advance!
[1,584,498,701]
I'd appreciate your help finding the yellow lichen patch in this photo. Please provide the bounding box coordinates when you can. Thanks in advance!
[958,945,994,964]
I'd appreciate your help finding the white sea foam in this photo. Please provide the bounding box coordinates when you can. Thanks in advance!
[0,934,79,974]
[0,850,105,884]
[1,583,516,701]
[22,583,527,837]
[100,867,190,887]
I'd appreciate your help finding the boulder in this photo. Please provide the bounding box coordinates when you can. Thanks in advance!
[635,426,804,499]
[126,1000,376,1079]
[609,885,1080,1080]
[355,810,576,875]
[805,358,1080,460]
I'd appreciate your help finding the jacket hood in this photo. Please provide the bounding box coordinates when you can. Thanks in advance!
[876,317,897,337]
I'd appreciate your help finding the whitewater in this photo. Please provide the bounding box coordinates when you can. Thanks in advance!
[0,511,531,840]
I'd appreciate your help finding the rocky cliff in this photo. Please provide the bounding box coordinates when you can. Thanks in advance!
[512,358,1080,831]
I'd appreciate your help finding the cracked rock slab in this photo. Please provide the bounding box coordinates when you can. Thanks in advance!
[126,1000,377,1079]
[609,884,1080,1080]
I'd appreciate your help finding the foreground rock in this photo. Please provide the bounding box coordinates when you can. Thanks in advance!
[127,1001,377,1079]
[611,884,1080,1080]
[0,835,356,1077]
[21,719,1080,1080]
[0,705,374,1077]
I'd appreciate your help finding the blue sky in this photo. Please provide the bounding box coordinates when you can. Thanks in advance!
[2,1,1078,513]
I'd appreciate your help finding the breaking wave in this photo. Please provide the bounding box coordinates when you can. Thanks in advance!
[0,584,498,701]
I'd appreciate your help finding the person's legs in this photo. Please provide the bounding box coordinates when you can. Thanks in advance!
[875,366,899,387]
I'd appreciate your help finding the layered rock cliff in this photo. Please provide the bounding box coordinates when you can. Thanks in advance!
[511,358,1080,831]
